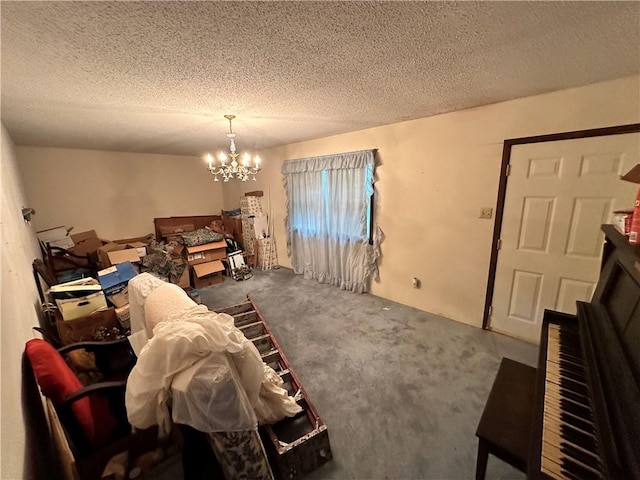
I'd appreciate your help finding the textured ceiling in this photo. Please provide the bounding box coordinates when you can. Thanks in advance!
[1,1,639,156]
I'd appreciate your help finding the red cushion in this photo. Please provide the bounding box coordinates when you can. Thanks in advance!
[25,339,118,447]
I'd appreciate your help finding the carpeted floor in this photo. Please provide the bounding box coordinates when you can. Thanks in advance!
[153,267,538,480]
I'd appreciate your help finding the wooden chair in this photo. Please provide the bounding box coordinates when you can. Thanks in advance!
[42,243,100,281]
[25,338,160,480]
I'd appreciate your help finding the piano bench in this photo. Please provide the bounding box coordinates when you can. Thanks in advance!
[475,357,536,480]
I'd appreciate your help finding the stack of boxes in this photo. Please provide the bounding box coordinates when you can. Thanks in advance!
[186,240,227,288]
[257,236,278,270]
[49,278,107,321]
[49,260,138,333]
[240,195,263,255]
[239,193,278,269]
[98,262,138,309]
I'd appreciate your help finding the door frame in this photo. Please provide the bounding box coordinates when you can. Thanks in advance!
[482,122,640,330]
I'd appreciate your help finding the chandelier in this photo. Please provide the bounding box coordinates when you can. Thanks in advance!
[205,114,261,182]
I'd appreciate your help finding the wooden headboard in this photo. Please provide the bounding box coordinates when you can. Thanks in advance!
[153,215,221,241]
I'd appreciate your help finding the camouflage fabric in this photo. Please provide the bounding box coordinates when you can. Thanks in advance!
[93,326,127,341]
[181,228,224,247]
[141,240,187,281]
[233,265,253,281]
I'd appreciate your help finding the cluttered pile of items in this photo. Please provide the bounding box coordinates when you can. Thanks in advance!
[34,193,278,346]
[27,196,334,480]
[36,227,229,342]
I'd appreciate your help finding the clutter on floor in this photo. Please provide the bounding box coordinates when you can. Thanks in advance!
[29,199,293,479]
[125,273,308,479]
[240,192,279,270]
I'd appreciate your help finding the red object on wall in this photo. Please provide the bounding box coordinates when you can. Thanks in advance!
[628,187,640,245]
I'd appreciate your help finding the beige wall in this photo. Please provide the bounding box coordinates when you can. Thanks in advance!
[17,148,224,240]
[1,124,44,479]
[223,75,640,328]
[2,77,637,475]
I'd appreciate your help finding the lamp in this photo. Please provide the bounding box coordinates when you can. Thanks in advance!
[205,115,261,182]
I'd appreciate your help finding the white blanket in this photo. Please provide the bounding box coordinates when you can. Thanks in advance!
[125,275,301,436]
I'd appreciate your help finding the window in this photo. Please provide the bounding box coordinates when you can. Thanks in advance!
[283,150,379,293]
[290,166,373,242]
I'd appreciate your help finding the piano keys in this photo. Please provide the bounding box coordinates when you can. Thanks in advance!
[539,320,604,480]
[528,225,640,480]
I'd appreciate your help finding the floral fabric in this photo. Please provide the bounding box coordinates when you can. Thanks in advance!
[207,430,274,480]
[181,228,224,247]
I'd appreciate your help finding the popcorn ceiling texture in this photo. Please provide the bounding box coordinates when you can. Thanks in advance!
[1,1,638,156]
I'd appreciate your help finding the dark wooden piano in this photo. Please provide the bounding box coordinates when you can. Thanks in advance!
[529,225,640,479]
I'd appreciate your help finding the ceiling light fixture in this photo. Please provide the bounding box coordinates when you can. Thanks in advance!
[205,114,261,182]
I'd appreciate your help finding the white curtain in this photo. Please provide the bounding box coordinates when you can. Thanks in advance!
[282,149,380,293]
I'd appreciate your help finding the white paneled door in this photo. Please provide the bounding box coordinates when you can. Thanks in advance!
[490,133,639,343]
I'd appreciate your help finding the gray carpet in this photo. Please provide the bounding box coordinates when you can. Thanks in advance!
[154,267,538,480]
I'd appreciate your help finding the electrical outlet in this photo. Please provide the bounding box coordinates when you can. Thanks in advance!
[479,207,493,219]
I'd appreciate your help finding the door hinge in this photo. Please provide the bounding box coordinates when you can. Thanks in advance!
[497,238,502,250]
[505,164,511,176]
[488,306,493,317]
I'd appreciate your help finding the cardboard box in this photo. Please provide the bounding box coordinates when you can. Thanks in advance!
[192,260,224,288]
[241,218,257,255]
[48,277,102,301]
[115,304,131,330]
[187,240,227,253]
[56,308,119,344]
[248,214,269,239]
[186,249,226,265]
[186,241,227,265]
[239,196,263,217]
[70,230,98,244]
[257,237,278,269]
[127,241,148,258]
[187,252,210,265]
[72,238,105,256]
[98,242,125,266]
[98,262,138,308]
[107,248,140,266]
[193,271,223,288]
[613,209,634,236]
[171,265,191,289]
[68,231,106,257]
[98,242,141,267]
[114,234,154,245]
[38,226,75,249]
[55,291,108,321]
